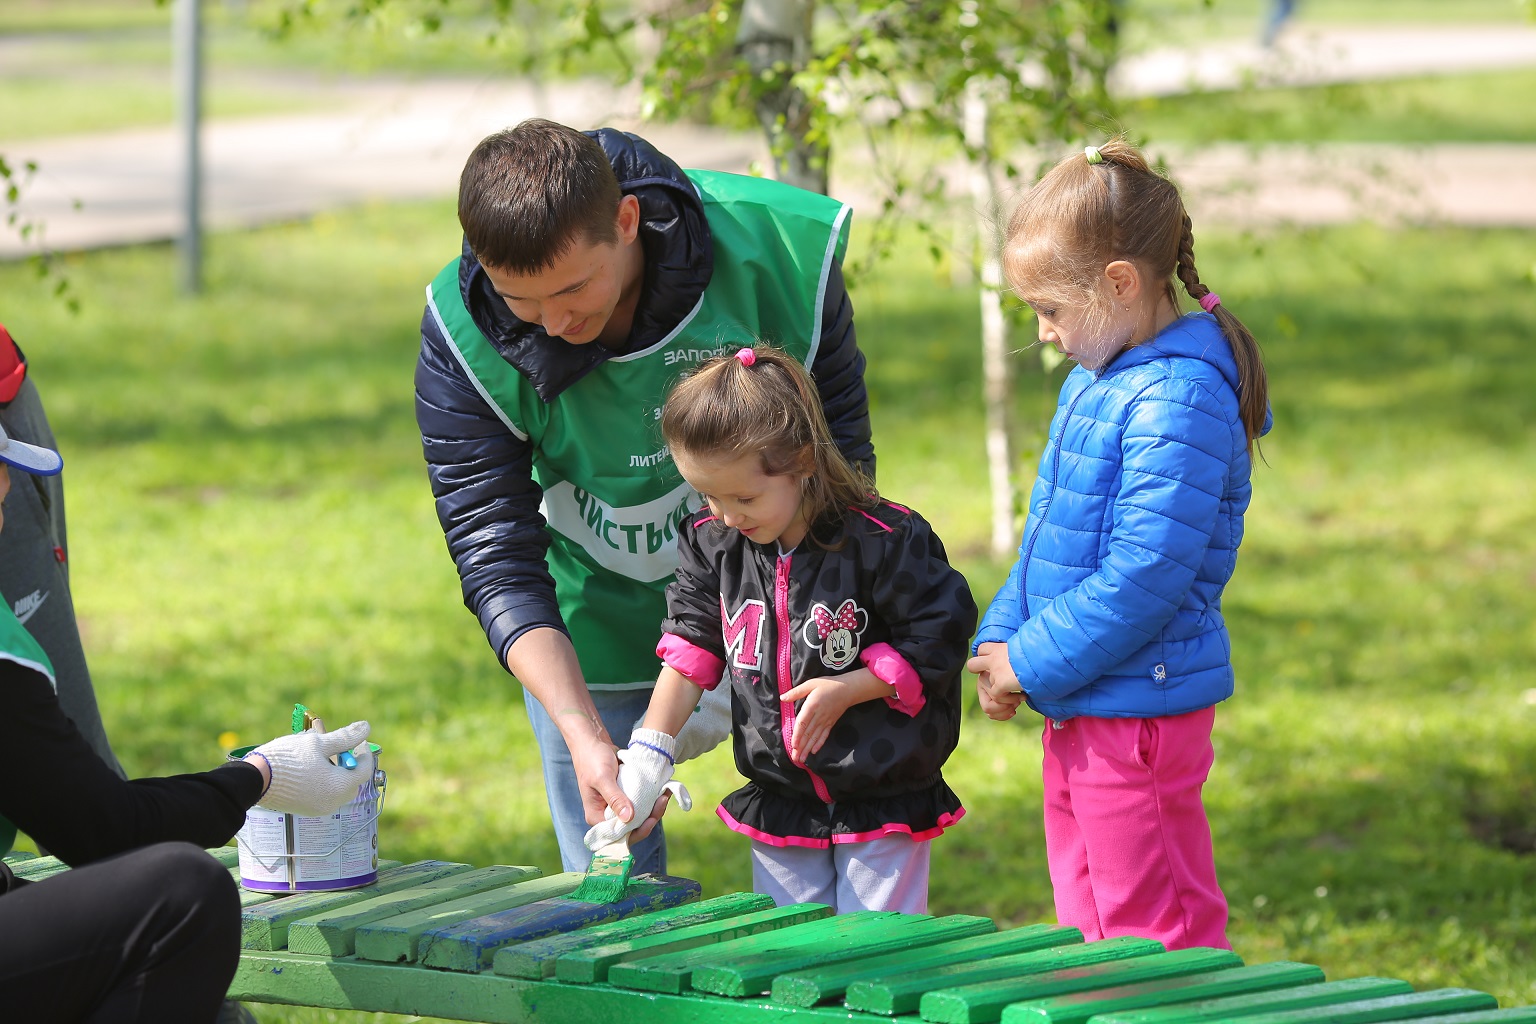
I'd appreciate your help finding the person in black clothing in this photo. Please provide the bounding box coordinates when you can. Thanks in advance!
[0,423,370,1023]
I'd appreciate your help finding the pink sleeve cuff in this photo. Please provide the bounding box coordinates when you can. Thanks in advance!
[657,633,726,690]
[860,642,926,716]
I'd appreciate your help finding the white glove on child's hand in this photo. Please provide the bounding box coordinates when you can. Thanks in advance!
[582,729,692,851]
[659,684,733,764]
[250,720,371,817]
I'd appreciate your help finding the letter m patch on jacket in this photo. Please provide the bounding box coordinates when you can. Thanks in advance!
[721,597,766,670]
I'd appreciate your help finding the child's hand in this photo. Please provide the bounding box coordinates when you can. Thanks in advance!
[781,671,889,763]
[967,643,1026,721]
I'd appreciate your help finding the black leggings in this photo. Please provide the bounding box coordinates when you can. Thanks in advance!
[0,842,240,1023]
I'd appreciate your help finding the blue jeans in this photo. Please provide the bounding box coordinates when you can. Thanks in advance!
[522,686,666,875]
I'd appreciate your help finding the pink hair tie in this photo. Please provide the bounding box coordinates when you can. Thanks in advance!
[1199,292,1222,313]
[734,347,757,367]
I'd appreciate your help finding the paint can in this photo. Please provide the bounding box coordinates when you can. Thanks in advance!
[228,742,386,892]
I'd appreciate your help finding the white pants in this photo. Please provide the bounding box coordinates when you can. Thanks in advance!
[750,834,930,914]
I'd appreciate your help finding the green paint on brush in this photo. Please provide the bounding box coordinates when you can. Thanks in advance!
[291,703,309,733]
[567,845,634,904]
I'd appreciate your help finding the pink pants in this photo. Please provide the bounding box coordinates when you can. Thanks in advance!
[1041,707,1230,950]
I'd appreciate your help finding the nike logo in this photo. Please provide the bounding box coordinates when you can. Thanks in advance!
[13,589,47,625]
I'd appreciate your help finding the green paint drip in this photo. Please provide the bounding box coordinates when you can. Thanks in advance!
[566,850,634,904]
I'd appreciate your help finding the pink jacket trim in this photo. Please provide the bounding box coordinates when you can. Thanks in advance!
[693,513,719,527]
[831,807,966,844]
[717,806,830,849]
[860,642,926,716]
[717,805,966,847]
[656,633,725,690]
[852,507,893,532]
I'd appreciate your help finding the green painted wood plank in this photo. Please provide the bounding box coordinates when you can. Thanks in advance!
[1398,1011,1536,1024]
[353,872,583,963]
[207,845,240,867]
[1209,988,1499,1024]
[419,874,702,972]
[608,910,913,995]
[287,864,541,956]
[847,935,1164,1016]
[1,851,38,864]
[232,948,896,1023]
[240,860,477,950]
[999,960,1323,1024]
[694,914,998,998]
[495,891,777,979]
[556,902,837,984]
[773,924,1082,1007]
[921,946,1245,1024]
[1090,978,1420,1023]
[7,854,67,880]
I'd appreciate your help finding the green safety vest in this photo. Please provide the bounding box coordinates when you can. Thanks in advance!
[427,170,850,688]
[0,593,56,858]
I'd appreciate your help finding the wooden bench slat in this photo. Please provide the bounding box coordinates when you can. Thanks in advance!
[232,949,883,1023]
[608,910,914,995]
[240,859,477,950]
[554,902,835,984]
[1396,1011,1536,1024]
[495,891,777,979]
[418,874,703,972]
[353,872,583,963]
[693,914,997,998]
[1091,977,1418,1023]
[1205,988,1499,1024]
[920,946,1245,1024]
[846,935,1164,1016]
[285,864,541,955]
[772,923,1081,1008]
[998,960,1323,1024]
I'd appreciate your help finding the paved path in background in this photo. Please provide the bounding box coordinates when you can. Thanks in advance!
[3,21,1536,259]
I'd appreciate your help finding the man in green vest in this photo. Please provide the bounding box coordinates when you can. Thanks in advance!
[415,119,874,873]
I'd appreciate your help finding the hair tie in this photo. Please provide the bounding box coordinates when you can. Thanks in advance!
[734,346,757,367]
[1084,146,1104,166]
[1199,292,1222,313]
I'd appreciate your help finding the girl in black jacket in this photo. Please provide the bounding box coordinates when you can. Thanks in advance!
[585,345,976,913]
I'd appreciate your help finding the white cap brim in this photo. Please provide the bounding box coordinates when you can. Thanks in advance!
[0,422,63,476]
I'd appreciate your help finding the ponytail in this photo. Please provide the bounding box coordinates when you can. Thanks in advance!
[1174,214,1268,453]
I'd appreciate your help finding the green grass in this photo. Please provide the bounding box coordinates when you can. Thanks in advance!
[1,205,1534,1021]
[1121,68,1536,145]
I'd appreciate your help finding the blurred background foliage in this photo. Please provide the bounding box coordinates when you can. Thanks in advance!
[2,1,1535,1021]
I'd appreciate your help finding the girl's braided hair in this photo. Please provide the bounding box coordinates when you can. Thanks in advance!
[1004,137,1268,451]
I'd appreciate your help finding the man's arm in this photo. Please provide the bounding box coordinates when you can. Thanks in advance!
[415,307,564,661]
[503,628,635,828]
[415,310,634,827]
[811,260,876,478]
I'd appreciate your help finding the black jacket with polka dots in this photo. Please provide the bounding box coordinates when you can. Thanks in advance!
[661,500,977,847]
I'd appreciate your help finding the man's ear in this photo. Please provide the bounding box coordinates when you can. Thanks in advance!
[1103,259,1143,304]
[616,194,641,245]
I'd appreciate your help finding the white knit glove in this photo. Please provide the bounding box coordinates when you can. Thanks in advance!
[646,684,733,764]
[582,729,692,851]
[250,720,371,817]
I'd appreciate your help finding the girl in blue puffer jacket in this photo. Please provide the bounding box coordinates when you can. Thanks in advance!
[967,138,1271,951]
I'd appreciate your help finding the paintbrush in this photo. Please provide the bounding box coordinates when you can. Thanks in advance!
[567,835,634,904]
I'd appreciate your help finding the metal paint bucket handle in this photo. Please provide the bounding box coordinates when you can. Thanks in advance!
[235,769,386,869]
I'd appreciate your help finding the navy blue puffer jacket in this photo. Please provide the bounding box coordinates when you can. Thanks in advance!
[975,312,1270,721]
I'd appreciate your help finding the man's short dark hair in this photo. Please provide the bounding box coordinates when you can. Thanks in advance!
[458,119,623,273]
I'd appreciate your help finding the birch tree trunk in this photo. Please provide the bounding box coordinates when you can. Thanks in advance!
[736,0,826,194]
[964,80,1016,557]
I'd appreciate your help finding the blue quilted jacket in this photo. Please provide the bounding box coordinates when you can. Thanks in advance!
[975,312,1270,721]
